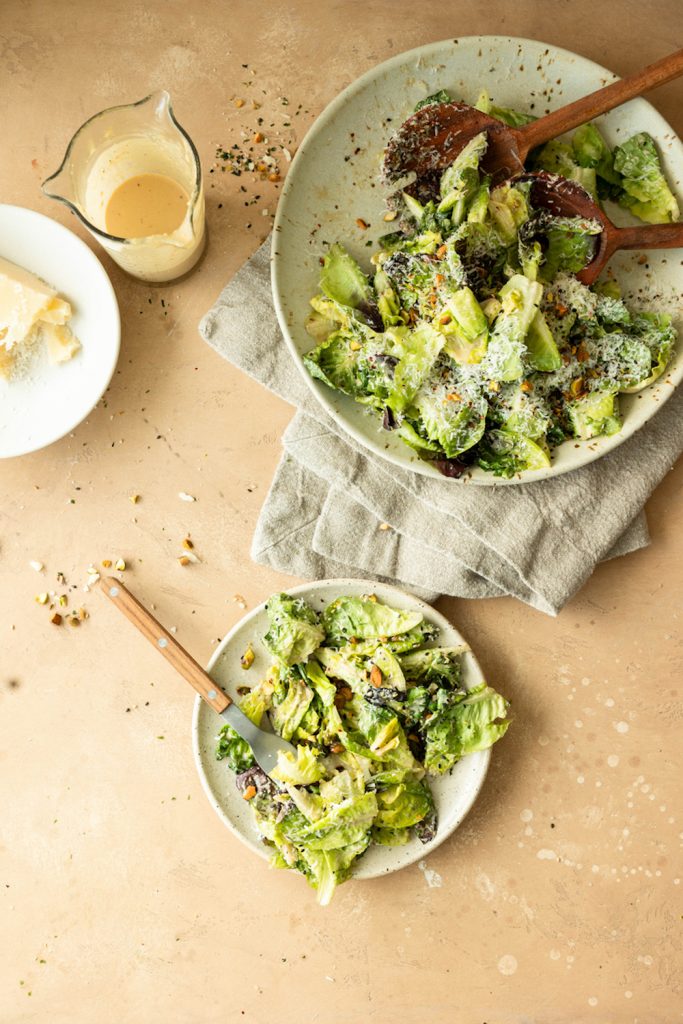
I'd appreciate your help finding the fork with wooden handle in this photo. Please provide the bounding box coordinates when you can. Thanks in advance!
[98,576,295,776]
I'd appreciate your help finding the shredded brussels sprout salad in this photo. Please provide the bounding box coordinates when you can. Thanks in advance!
[303,89,679,478]
[216,592,510,904]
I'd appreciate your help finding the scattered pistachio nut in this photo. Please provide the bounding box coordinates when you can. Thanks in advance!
[101,559,112,569]
[29,560,44,573]
[178,556,191,566]
[58,595,68,607]
[68,616,80,628]
[240,644,255,670]
[182,537,194,550]
[383,211,397,222]
[115,559,126,572]
[378,522,391,531]
[36,593,49,605]
[129,494,140,504]
[50,613,63,626]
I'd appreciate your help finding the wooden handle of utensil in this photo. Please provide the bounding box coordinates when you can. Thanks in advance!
[611,221,683,251]
[98,576,230,714]
[517,48,683,157]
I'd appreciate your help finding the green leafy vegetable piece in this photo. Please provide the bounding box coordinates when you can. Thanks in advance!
[438,132,488,219]
[304,661,337,706]
[411,360,487,457]
[322,596,423,645]
[303,329,392,403]
[304,308,338,345]
[399,646,467,687]
[566,392,621,440]
[414,89,452,112]
[423,683,510,774]
[526,311,562,371]
[369,644,407,693]
[375,778,434,829]
[374,267,402,327]
[571,123,620,185]
[613,132,679,224]
[497,385,552,441]
[487,182,529,244]
[533,140,598,197]
[476,429,550,478]
[270,744,325,786]
[387,323,446,413]
[319,243,374,308]
[381,621,440,653]
[619,312,675,392]
[441,287,489,365]
[539,217,602,281]
[239,675,275,726]
[263,594,325,667]
[474,89,536,128]
[270,673,314,741]
[371,826,411,845]
[215,723,255,772]
[483,275,543,382]
[295,837,371,906]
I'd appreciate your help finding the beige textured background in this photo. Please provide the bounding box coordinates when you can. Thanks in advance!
[1,2,682,1021]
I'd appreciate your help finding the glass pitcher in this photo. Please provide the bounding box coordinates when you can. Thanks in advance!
[42,91,205,283]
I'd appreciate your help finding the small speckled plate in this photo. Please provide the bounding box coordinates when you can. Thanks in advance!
[192,579,492,881]
[272,36,683,485]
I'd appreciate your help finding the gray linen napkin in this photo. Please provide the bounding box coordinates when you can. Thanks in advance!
[200,239,682,615]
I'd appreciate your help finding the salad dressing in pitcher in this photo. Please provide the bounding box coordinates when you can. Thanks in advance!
[105,173,189,239]
[42,91,205,282]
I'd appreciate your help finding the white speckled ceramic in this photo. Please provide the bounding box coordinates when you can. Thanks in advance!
[0,205,120,459]
[193,579,491,882]
[272,36,683,484]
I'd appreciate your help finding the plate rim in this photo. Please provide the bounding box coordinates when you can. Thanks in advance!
[192,577,492,880]
[271,34,683,486]
[0,203,121,459]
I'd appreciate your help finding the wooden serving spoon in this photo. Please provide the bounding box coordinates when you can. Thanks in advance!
[522,171,683,284]
[383,49,683,189]
[98,576,296,775]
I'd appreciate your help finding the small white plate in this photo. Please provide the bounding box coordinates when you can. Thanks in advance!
[272,36,683,484]
[193,579,492,882]
[0,205,120,458]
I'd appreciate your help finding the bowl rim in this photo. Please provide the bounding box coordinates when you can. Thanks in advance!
[271,34,683,486]
[191,577,492,880]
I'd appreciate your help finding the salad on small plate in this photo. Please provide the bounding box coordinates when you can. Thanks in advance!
[193,580,510,904]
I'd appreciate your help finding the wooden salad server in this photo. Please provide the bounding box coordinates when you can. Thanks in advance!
[383,49,683,187]
[521,171,683,284]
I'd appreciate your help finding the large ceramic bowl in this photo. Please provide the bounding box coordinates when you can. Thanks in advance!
[193,579,492,882]
[272,36,683,485]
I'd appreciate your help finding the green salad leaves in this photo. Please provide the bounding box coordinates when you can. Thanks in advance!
[303,92,678,478]
[216,593,511,903]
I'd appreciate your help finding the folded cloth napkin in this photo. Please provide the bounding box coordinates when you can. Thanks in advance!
[200,239,683,615]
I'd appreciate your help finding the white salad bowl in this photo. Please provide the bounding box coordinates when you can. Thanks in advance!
[272,36,683,485]
[193,579,493,881]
